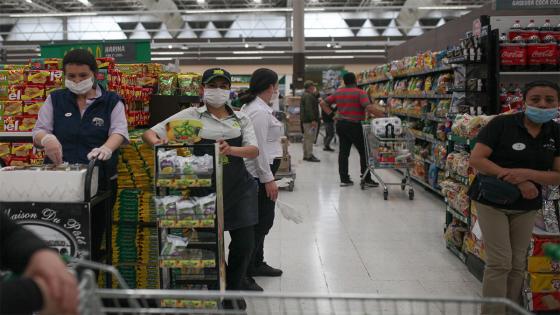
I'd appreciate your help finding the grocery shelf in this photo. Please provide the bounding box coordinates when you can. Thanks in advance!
[160,258,216,269]
[447,134,474,146]
[390,94,452,99]
[500,72,560,76]
[446,171,471,186]
[446,242,467,263]
[446,204,469,225]
[412,133,446,146]
[392,112,448,123]
[359,66,454,86]
[397,170,443,197]
[0,132,33,140]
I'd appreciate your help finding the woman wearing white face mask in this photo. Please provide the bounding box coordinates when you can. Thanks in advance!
[143,68,259,304]
[32,49,129,262]
[239,68,284,291]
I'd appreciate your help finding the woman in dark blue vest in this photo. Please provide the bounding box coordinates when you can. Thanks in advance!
[33,49,129,262]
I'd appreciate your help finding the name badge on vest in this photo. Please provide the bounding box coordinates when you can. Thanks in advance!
[92,117,105,127]
[65,112,72,117]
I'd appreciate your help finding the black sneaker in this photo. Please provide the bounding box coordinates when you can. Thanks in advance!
[305,156,320,162]
[222,298,247,310]
[340,179,354,187]
[323,147,335,152]
[243,277,264,291]
[249,262,283,277]
[364,178,379,187]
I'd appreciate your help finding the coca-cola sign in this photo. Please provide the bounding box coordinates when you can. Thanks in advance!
[500,45,527,66]
[528,43,558,65]
[496,0,560,10]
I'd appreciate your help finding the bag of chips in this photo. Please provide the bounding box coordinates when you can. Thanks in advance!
[157,73,177,95]
[178,73,201,96]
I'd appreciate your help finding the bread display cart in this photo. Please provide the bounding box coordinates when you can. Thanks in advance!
[0,160,114,284]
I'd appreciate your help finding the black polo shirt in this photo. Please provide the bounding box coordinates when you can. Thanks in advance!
[473,112,560,210]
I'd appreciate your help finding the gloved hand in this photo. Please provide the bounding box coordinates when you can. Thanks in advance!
[87,145,112,161]
[41,134,63,165]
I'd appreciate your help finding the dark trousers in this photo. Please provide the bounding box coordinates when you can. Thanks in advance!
[323,121,335,148]
[336,120,370,182]
[91,179,117,262]
[250,159,281,270]
[227,226,255,290]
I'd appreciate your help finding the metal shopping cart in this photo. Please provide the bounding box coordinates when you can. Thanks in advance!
[76,259,533,315]
[361,123,415,200]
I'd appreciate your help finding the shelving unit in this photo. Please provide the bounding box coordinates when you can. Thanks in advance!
[154,143,225,300]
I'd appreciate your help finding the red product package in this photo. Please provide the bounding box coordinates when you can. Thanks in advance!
[3,116,23,132]
[3,101,23,116]
[18,115,38,132]
[27,70,50,85]
[6,155,29,166]
[11,142,33,157]
[528,43,558,67]
[530,234,560,256]
[7,70,25,85]
[44,58,61,70]
[7,85,24,101]
[499,43,527,67]
[527,291,560,311]
[48,70,64,86]
[23,101,43,116]
[96,57,115,70]
[21,84,45,101]
[44,85,61,98]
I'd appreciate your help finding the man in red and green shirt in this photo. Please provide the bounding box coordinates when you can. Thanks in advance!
[320,72,384,187]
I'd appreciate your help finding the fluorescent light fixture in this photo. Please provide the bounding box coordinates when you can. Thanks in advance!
[254,0,262,3]
[152,51,185,55]
[10,12,98,17]
[216,56,263,60]
[77,0,92,6]
[168,44,173,49]
[334,49,385,53]
[185,7,325,14]
[418,6,468,10]
[306,56,355,60]
[326,43,332,48]
[25,0,33,3]
[181,45,189,50]
[196,0,205,3]
[233,50,285,55]
[244,43,249,48]
[152,57,173,61]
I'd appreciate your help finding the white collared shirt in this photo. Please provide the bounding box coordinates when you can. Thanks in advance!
[241,97,284,183]
[150,105,258,148]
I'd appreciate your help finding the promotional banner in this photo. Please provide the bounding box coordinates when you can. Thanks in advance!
[41,41,151,63]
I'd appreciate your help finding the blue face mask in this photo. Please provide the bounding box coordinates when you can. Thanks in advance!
[525,105,558,124]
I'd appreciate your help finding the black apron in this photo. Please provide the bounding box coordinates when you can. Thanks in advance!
[197,134,258,231]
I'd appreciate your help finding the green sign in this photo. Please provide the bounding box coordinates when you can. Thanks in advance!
[495,0,560,10]
[41,40,151,63]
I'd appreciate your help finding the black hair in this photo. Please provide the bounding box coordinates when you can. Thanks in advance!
[239,68,278,105]
[523,80,560,100]
[62,49,98,73]
[343,72,357,86]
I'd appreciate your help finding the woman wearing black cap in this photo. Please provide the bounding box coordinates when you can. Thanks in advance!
[143,68,259,299]
[240,68,284,291]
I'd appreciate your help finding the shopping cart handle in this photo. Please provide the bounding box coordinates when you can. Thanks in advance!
[84,158,97,202]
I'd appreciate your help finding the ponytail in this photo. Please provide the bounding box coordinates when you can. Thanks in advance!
[241,68,278,106]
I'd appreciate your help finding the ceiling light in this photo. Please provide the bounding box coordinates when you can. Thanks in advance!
[181,45,189,50]
[326,43,332,48]
[306,56,354,60]
[25,0,33,3]
[257,43,264,49]
[152,51,185,55]
[152,57,174,61]
[10,12,98,17]
[77,0,92,6]
[196,0,205,3]
[418,6,469,10]
[168,45,173,49]
[216,56,263,60]
[184,7,325,14]
[334,49,385,53]
[253,0,262,3]
[233,50,285,55]
[244,43,250,48]
[334,43,341,49]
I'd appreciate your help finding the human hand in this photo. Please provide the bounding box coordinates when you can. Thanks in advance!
[41,134,63,165]
[265,180,279,201]
[518,181,539,200]
[154,138,169,146]
[498,168,532,185]
[25,250,78,315]
[218,139,232,156]
[86,145,112,161]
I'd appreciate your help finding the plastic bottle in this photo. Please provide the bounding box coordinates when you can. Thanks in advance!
[527,20,543,71]
[501,32,526,72]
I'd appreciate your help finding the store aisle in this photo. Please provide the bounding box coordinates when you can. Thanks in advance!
[253,142,482,298]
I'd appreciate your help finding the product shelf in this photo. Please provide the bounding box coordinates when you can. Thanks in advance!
[397,170,443,197]
[445,171,471,186]
[390,93,453,99]
[412,132,446,147]
[446,204,470,225]
[159,259,216,269]
[359,66,454,86]
[500,72,560,76]
[446,241,467,263]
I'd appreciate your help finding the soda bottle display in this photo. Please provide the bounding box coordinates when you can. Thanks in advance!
[501,31,527,72]
[508,20,522,41]
[542,34,559,71]
[527,23,544,71]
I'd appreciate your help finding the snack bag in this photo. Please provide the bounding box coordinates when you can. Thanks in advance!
[158,73,177,96]
[6,156,29,166]
[11,143,33,157]
[3,116,23,132]
[48,70,64,86]
[7,85,24,101]
[0,70,9,85]
[29,58,46,70]
[19,115,37,132]
[44,58,61,70]
[3,101,22,116]
[166,119,203,143]
[27,70,50,85]
[21,84,45,101]
[178,73,202,96]
[7,70,25,85]
[0,143,10,157]
[44,85,60,98]
[96,57,115,70]
[23,101,43,115]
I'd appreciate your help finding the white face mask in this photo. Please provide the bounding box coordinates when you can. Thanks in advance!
[65,77,94,95]
[203,88,230,108]
[269,90,280,106]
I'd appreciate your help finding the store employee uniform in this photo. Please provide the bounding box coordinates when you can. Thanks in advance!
[470,112,560,314]
[150,105,259,290]
[241,96,284,273]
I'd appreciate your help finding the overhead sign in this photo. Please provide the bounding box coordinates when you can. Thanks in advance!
[41,41,151,63]
[495,0,560,10]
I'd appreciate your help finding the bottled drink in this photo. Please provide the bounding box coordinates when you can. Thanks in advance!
[501,32,527,72]
[527,24,543,71]
[541,34,559,71]
[508,20,522,41]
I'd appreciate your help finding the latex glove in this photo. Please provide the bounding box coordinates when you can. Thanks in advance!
[41,134,63,165]
[25,249,79,315]
[518,181,539,200]
[276,199,303,224]
[87,145,112,161]
[264,180,279,202]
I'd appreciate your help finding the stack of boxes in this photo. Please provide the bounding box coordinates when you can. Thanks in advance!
[285,96,302,139]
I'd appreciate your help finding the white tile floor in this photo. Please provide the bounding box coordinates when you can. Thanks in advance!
[251,142,482,298]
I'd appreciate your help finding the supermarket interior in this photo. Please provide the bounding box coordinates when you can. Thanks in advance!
[0,0,560,314]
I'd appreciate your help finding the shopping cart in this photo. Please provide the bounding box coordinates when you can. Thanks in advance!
[361,124,415,200]
[76,259,533,315]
